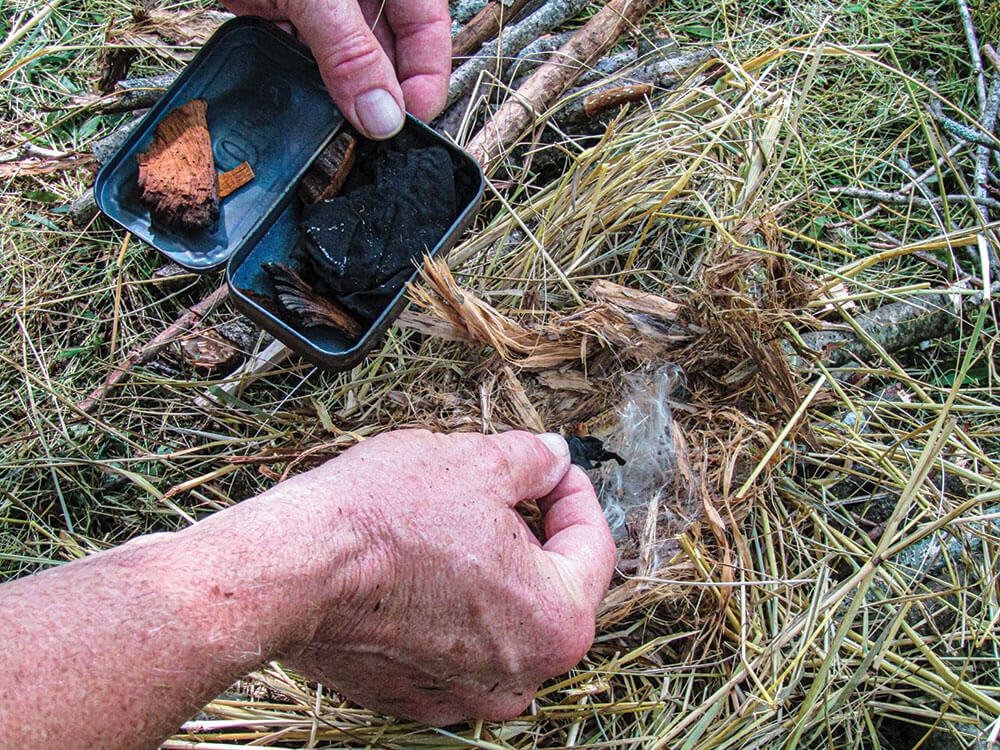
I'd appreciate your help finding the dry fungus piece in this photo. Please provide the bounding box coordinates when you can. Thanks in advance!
[179,331,243,370]
[568,435,626,470]
[136,98,219,229]
[297,132,357,204]
[217,161,254,198]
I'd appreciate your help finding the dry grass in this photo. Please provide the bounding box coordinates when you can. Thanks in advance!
[2,0,1000,747]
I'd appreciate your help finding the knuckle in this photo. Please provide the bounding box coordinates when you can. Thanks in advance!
[484,438,518,488]
[392,16,449,42]
[315,29,385,83]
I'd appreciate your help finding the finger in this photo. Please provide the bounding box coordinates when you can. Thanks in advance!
[289,0,405,139]
[484,431,572,506]
[384,0,451,121]
[538,467,616,610]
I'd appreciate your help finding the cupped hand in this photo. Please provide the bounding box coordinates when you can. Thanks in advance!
[278,430,617,725]
[220,0,451,138]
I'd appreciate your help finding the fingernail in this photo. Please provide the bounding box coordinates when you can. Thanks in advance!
[537,432,569,459]
[355,89,404,139]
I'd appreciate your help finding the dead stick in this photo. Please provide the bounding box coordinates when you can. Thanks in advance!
[447,0,591,108]
[985,44,1000,74]
[77,284,230,413]
[545,48,713,126]
[956,0,987,114]
[791,283,997,369]
[973,75,1000,278]
[452,0,534,61]
[466,0,661,172]
[832,186,1000,212]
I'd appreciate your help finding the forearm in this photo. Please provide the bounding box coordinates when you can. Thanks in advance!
[0,474,363,750]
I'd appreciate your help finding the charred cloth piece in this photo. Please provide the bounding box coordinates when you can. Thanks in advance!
[262,261,363,338]
[136,99,218,229]
[295,144,456,319]
[569,435,626,470]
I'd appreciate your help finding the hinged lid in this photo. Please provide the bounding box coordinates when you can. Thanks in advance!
[94,16,345,272]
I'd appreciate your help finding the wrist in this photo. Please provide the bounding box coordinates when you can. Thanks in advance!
[160,464,388,666]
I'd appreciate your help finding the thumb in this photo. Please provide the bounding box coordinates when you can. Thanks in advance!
[290,0,406,139]
[538,466,616,611]
[483,431,572,505]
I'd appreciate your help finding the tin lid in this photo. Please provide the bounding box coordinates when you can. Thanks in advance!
[94,16,345,272]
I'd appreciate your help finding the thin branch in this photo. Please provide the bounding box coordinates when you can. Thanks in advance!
[973,75,1000,278]
[833,186,1000,212]
[956,0,987,113]
[466,0,662,172]
[929,111,1000,148]
[77,285,230,413]
[984,43,1000,74]
[451,0,534,60]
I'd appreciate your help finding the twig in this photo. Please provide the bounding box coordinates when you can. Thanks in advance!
[956,0,987,113]
[895,157,945,224]
[559,49,714,125]
[974,74,1000,278]
[832,186,1000,212]
[907,140,969,186]
[77,284,230,413]
[929,111,1000,148]
[975,80,1000,194]
[0,154,93,179]
[452,0,534,60]
[447,0,590,108]
[466,0,661,172]
[912,249,980,285]
[985,44,1000,75]
[791,288,974,369]
[505,30,575,76]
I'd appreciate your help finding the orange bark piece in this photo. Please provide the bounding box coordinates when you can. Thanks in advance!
[217,161,254,198]
[136,98,218,229]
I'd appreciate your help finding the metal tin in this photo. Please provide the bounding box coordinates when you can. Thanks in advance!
[94,16,484,370]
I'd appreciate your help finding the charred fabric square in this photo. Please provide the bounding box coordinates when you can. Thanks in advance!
[569,436,626,471]
[288,139,458,323]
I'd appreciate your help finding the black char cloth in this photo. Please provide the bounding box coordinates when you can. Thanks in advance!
[568,436,626,471]
[296,144,457,319]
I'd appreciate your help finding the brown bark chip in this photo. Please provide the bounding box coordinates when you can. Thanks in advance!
[297,132,357,204]
[136,98,219,229]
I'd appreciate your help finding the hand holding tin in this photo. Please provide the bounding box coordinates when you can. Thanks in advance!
[219,0,451,138]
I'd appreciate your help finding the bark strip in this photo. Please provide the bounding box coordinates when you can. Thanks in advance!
[77,284,230,413]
